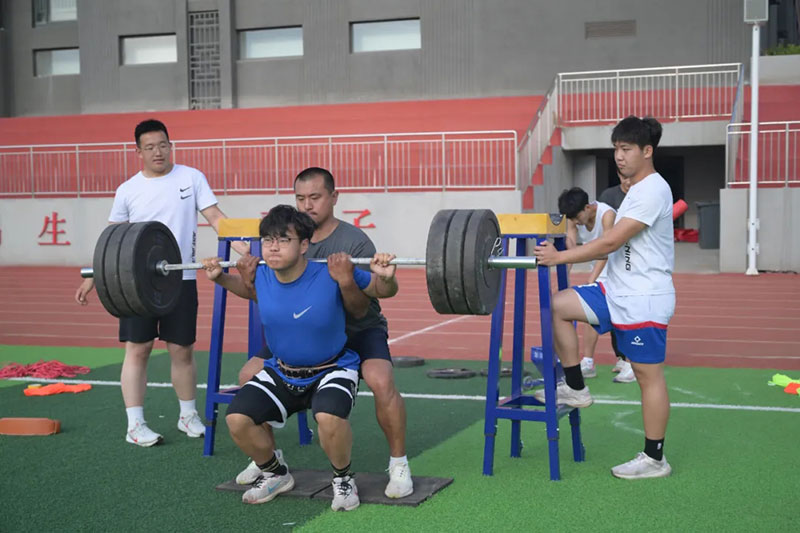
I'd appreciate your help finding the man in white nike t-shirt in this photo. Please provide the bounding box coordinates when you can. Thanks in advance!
[534,116,675,480]
[75,119,248,447]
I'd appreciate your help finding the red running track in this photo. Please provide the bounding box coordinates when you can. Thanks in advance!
[1,266,798,370]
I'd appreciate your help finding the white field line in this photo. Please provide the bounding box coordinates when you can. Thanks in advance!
[387,315,471,344]
[6,376,800,413]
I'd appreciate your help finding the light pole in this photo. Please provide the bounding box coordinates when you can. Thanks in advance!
[744,0,768,276]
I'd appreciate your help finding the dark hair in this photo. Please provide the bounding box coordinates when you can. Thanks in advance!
[611,115,662,151]
[294,167,335,193]
[558,187,590,219]
[134,119,169,147]
[259,205,316,243]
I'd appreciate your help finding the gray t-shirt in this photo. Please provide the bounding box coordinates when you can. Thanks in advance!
[598,184,627,210]
[306,220,388,334]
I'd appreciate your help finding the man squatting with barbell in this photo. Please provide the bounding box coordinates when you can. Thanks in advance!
[75,119,250,447]
[236,167,415,500]
[534,116,675,479]
[202,205,399,511]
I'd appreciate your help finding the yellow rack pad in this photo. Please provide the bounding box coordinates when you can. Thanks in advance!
[217,218,261,238]
[497,213,566,236]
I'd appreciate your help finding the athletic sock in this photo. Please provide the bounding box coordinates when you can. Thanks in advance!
[125,406,145,430]
[563,364,585,390]
[178,399,197,416]
[389,455,408,469]
[332,462,352,478]
[583,357,594,365]
[257,453,288,476]
[644,438,665,461]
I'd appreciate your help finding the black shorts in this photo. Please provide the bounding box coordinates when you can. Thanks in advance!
[227,366,359,427]
[118,280,198,346]
[345,327,391,363]
[256,327,392,364]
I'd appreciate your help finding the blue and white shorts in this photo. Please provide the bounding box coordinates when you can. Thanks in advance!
[571,282,675,364]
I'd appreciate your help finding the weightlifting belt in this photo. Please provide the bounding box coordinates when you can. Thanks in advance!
[277,348,347,380]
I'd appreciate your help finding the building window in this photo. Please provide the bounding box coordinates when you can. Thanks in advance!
[34,48,80,76]
[239,27,303,59]
[33,0,77,26]
[121,35,178,65]
[351,19,421,53]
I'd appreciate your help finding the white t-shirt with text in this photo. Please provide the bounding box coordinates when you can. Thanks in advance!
[605,173,675,296]
[603,172,675,327]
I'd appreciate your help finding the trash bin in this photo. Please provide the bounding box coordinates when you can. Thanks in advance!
[695,201,720,249]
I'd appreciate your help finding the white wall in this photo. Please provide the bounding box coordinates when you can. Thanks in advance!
[0,191,521,267]
[720,187,800,273]
[759,55,800,85]
[562,121,729,151]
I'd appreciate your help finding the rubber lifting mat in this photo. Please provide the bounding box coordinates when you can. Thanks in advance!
[216,470,453,507]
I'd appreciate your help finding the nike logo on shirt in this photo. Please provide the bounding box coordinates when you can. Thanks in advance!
[293,306,312,319]
[180,194,192,200]
[180,186,191,192]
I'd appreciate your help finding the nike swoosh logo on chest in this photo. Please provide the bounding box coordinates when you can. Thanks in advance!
[293,306,312,319]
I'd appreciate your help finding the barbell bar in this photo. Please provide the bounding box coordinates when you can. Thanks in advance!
[80,255,537,279]
[80,209,542,319]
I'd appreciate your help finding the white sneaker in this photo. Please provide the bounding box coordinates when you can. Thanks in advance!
[533,382,593,408]
[125,421,163,447]
[613,362,637,383]
[177,410,205,438]
[611,452,672,479]
[236,450,287,485]
[385,462,414,498]
[331,475,360,511]
[580,358,597,378]
[242,472,295,504]
[612,359,626,373]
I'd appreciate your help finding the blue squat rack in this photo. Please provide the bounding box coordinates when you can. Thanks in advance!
[482,213,585,480]
[202,218,312,457]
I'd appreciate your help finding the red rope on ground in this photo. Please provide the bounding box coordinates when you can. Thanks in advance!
[0,360,91,379]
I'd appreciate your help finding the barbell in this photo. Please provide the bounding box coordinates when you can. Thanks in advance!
[80,209,542,318]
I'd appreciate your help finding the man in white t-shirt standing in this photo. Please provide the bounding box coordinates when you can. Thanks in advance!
[534,116,675,479]
[75,119,248,447]
[557,187,636,383]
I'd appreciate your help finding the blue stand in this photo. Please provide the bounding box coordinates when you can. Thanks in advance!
[481,232,585,480]
[202,237,313,457]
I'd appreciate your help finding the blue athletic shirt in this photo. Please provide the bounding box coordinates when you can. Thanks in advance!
[254,261,371,387]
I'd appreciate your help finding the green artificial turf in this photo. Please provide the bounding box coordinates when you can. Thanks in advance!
[1,345,798,532]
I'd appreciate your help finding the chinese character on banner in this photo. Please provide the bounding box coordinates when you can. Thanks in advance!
[343,209,375,229]
[37,211,71,246]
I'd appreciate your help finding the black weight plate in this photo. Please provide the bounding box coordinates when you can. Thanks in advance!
[462,209,502,315]
[444,210,472,315]
[426,368,478,379]
[119,221,182,318]
[480,367,532,378]
[92,224,124,318]
[102,223,137,317]
[393,356,425,368]
[425,210,456,314]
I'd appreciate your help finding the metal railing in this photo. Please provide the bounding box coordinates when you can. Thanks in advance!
[725,64,746,190]
[726,121,800,187]
[558,63,742,124]
[0,131,518,197]
[517,78,558,191]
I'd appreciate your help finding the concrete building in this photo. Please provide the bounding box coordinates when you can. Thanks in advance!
[1,0,798,271]
[0,0,762,116]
